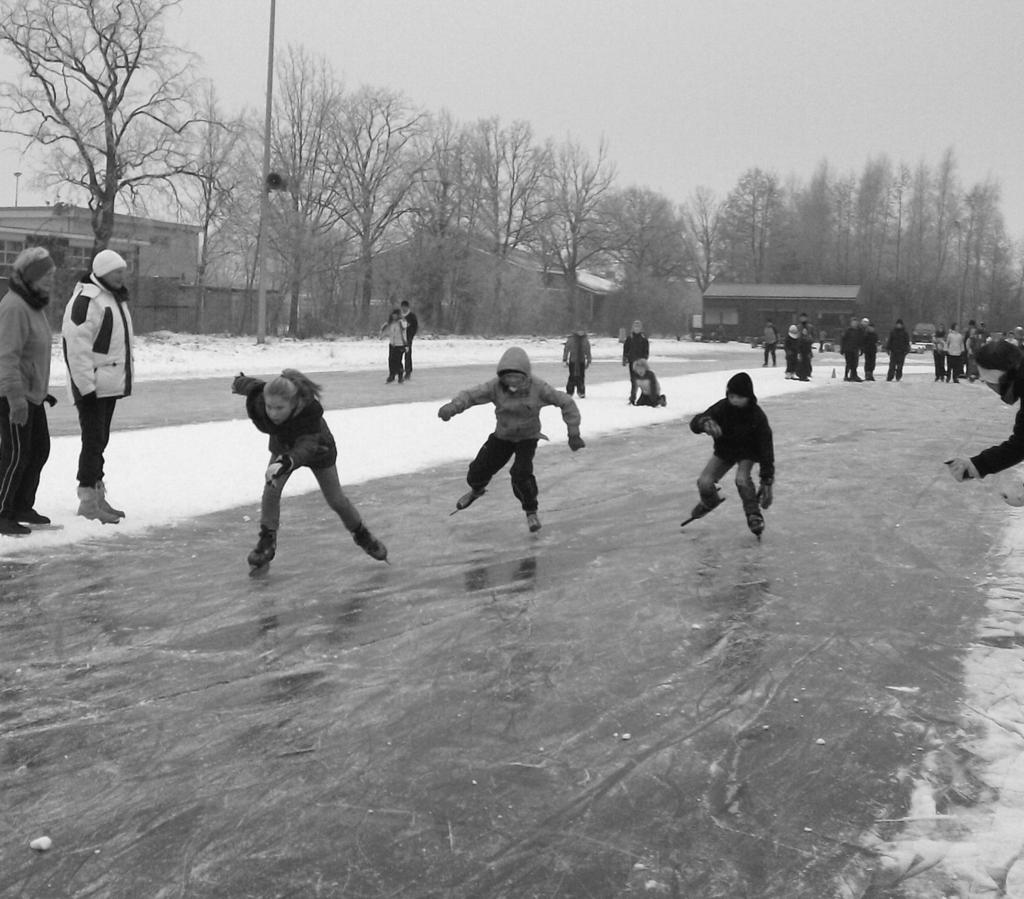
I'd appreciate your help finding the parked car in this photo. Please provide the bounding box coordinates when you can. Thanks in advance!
[911,322,935,353]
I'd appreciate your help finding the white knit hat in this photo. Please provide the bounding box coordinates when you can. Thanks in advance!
[92,249,127,277]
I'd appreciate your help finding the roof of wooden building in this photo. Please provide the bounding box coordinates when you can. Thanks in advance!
[703,283,861,301]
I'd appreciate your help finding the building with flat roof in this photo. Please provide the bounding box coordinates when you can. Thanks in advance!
[702,283,863,340]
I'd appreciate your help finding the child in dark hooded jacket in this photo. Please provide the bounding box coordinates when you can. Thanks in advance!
[438,346,584,532]
[687,371,775,536]
[232,369,388,571]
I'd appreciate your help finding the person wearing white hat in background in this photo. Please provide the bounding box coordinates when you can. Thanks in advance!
[62,249,135,523]
[0,247,58,535]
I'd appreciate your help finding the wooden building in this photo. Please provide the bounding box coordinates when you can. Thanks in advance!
[702,283,863,341]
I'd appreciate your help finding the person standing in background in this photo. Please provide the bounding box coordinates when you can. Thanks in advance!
[62,249,134,524]
[562,326,592,398]
[762,320,778,367]
[945,323,965,384]
[622,320,650,404]
[861,318,878,381]
[400,300,418,381]
[840,316,863,382]
[885,319,911,382]
[0,247,57,535]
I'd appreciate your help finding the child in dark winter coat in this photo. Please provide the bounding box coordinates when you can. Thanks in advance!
[438,346,585,532]
[232,369,387,571]
[687,372,775,536]
[631,359,667,407]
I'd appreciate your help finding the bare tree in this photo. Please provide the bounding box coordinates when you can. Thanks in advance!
[682,186,724,291]
[0,0,203,251]
[720,168,780,283]
[328,85,425,329]
[603,185,686,279]
[539,136,617,324]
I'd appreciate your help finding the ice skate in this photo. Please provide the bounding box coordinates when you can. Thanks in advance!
[526,512,541,533]
[247,526,277,576]
[451,487,486,514]
[0,516,30,537]
[352,523,388,562]
[680,490,725,528]
[12,509,61,530]
[746,511,765,538]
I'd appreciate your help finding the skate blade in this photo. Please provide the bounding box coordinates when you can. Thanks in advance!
[249,563,270,578]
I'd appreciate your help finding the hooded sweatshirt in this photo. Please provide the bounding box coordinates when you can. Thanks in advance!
[0,271,52,406]
[445,346,581,441]
[970,343,1024,477]
[689,372,775,481]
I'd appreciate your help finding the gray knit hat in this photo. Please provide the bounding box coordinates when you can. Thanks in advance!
[13,246,55,283]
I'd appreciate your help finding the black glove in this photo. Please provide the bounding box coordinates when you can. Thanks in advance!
[265,455,294,485]
[568,433,585,451]
[231,373,248,395]
[438,402,458,421]
[44,394,57,407]
[78,391,98,407]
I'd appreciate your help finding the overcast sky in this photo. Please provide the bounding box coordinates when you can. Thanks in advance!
[3,0,1024,235]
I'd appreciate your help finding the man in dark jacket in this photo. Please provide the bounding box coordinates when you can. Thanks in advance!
[563,327,592,398]
[947,341,1024,485]
[687,371,775,536]
[886,319,912,382]
[400,301,419,380]
[840,317,863,382]
[622,320,650,404]
[861,318,879,380]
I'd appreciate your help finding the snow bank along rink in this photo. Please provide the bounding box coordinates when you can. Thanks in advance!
[3,332,823,556]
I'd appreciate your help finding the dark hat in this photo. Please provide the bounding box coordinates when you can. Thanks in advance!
[726,371,756,400]
[977,341,1023,372]
[13,246,55,283]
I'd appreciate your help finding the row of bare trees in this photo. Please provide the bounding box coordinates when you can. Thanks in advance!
[2,0,1022,336]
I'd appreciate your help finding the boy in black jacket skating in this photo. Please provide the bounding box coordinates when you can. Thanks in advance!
[687,372,775,536]
[233,369,387,572]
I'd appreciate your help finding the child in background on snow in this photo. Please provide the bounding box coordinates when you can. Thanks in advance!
[631,359,667,407]
[562,326,591,398]
[438,346,585,533]
[687,371,775,536]
[783,325,799,380]
[232,369,387,570]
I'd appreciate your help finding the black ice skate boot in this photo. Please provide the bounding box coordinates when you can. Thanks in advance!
[526,512,541,533]
[746,510,765,538]
[681,490,725,528]
[247,526,277,573]
[352,523,388,562]
[455,487,486,510]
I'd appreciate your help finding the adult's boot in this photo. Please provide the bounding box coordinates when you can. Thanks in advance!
[77,487,120,524]
[96,480,125,519]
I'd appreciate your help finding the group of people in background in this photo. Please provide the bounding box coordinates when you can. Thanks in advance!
[0,246,134,536]
[931,321,989,384]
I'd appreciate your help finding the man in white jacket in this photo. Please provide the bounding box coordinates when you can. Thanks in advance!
[62,249,134,523]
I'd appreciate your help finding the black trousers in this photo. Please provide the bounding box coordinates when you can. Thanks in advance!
[0,398,50,516]
[886,353,906,381]
[467,434,539,512]
[763,343,777,365]
[565,363,586,397]
[863,349,876,378]
[76,396,118,487]
[844,351,860,379]
[387,346,405,382]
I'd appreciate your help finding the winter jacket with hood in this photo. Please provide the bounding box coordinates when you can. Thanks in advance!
[968,343,1024,477]
[234,375,338,469]
[62,272,135,401]
[0,272,51,406]
[689,372,775,482]
[445,347,581,442]
[563,331,592,367]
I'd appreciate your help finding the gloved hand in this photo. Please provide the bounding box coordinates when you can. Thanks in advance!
[265,455,293,485]
[78,391,97,407]
[757,481,773,509]
[231,373,248,395]
[568,433,586,451]
[7,395,27,426]
[703,418,722,439]
[945,458,980,482]
[44,394,57,407]
[438,402,457,421]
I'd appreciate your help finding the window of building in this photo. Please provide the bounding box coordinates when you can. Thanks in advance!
[704,307,738,326]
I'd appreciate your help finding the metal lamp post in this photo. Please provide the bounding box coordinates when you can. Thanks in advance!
[254,0,276,345]
[13,171,21,207]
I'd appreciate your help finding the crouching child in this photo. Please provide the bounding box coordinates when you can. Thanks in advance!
[232,369,387,572]
[686,372,775,537]
[438,347,584,532]
[631,359,667,407]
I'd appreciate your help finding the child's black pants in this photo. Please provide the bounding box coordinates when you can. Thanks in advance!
[467,434,539,512]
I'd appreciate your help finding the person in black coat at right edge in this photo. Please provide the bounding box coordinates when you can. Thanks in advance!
[885,319,911,381]
[947,342,1024,488]
[687,372,775,537]
[622,320,649,404]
